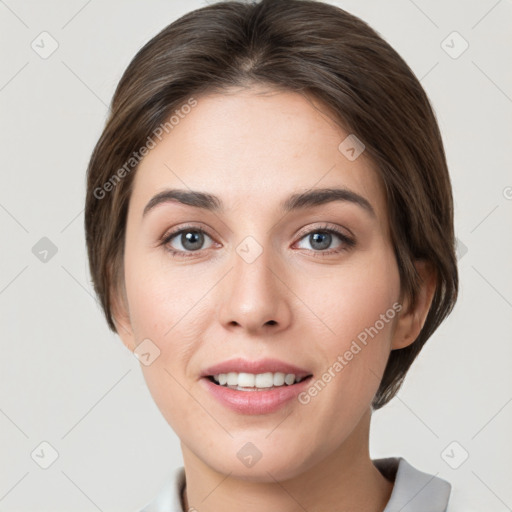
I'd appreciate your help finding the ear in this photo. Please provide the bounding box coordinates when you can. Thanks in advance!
[111,282,137,353]
[391,260,437,350]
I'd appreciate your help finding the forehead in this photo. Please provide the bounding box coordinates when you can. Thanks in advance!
[130,87,388,229]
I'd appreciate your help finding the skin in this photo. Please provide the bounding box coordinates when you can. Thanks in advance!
[113,86,436,512]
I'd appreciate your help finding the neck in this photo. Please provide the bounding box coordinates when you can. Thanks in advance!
[180,408,393,512]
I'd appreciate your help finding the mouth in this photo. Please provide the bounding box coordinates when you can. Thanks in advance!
[204,373,314,391]
[201,371,315,414]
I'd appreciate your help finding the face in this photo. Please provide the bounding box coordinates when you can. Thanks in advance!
[115,86,417,481]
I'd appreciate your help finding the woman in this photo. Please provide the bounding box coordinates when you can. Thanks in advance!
[85,1,459,510]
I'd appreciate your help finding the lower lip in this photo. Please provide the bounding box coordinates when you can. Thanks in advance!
[201,376,313,415]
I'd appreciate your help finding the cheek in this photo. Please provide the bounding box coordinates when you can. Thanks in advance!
[293,250,400,402]
[297,250,400,346]
[126,276,202,433]
[124,244,200,338]
[123,248,210,415]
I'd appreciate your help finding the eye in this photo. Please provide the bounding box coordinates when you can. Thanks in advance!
[294,224,355,255]
[161,225,215,257]
[160,223,355,258]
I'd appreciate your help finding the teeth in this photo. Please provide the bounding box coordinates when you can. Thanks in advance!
[212,372,306,389]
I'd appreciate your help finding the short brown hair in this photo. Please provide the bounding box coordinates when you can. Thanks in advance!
[84,0,458,409]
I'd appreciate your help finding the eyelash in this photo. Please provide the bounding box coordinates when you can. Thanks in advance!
[159,223,356,259]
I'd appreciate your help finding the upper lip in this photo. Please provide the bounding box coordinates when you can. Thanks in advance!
[201,358,313,379]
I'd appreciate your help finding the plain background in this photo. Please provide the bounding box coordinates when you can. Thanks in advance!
[1,0,511,510]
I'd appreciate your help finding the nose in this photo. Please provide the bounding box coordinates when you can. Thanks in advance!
[217,239,292,335]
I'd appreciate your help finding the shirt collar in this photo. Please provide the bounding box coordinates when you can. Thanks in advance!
[374,457,451,511]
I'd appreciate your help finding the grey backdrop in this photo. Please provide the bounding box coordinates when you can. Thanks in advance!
[1,0,511,510]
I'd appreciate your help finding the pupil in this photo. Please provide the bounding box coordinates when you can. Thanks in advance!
[311,232,331,250]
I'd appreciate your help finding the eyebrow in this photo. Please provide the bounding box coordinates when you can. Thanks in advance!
[142,187,376,218]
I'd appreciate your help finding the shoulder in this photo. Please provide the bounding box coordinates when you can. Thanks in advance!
[138,466,185,512]
[373,456,454,511]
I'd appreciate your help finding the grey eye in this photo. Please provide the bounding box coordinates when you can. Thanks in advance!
[166,229,214,252]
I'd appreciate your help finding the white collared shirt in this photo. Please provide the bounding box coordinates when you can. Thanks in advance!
[140,457,453,511]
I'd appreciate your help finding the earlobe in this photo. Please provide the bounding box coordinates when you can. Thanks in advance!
[114,317,135,351]
[110,285,136,352]
[391,260,437,350]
